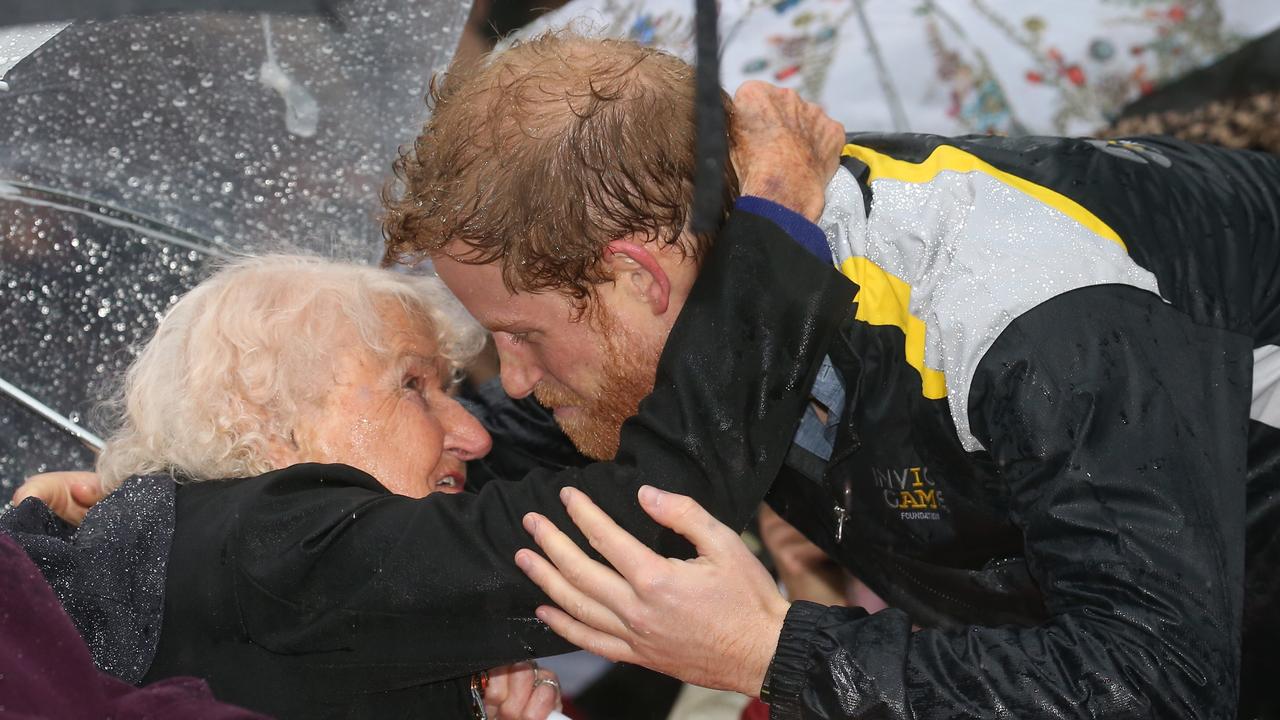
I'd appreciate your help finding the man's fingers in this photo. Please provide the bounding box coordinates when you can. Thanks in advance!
[636,486,739,557]
[559,487,662,583]
[535,605,636,663]
[521,512,636,608]
[515,547,630,638]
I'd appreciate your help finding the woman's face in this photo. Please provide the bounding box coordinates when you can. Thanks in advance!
[279,304,492,498]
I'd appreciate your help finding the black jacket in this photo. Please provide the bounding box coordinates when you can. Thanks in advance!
[6,201,855,719]
[760,134,1280,720]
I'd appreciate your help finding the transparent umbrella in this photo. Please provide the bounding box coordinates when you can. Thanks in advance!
[0,1,468,492]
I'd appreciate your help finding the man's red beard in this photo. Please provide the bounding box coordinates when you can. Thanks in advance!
[532,310,661,461]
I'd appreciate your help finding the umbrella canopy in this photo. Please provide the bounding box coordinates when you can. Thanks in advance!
[2,1,346,28]
[0,1,468,491]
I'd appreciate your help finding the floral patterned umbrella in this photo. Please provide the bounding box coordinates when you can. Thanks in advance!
[516,0,1280,136]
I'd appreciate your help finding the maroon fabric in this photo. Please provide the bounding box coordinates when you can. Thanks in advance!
[0,533,266,719]
[740,698,770,720]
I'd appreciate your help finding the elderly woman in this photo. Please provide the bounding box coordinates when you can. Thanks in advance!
[8,255,561,719]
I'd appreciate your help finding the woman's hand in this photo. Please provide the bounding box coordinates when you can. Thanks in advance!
[731,80,846,222]
[758,504,847,606]
[11,471,103,526]
[515,486,791,698]
[483,661,563,720]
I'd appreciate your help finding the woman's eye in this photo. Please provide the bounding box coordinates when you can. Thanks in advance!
[507,331,529,346]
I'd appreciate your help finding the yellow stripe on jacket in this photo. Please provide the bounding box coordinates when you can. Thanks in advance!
[840,256,948,400]
[842,143,1126,250]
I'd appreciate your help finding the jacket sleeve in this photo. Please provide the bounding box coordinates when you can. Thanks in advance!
[764,284,1248,719]
[231,199,856,687]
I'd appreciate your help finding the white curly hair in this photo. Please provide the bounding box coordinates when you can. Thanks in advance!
[95,254,487,490]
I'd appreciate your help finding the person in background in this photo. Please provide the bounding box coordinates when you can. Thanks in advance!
[0,533,266,720]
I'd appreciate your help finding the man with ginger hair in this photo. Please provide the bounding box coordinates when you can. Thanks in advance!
[383,32,1280,720]
[383,33,836,462]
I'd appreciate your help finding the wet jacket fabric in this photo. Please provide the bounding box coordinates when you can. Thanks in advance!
[3,199,856,719]
[761,134,1280,720]
[2,474,175,685]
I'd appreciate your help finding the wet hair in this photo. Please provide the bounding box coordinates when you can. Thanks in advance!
[380,30,738,308]
[95,254,486,490]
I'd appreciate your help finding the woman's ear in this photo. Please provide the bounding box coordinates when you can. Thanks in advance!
[604,239,671,315]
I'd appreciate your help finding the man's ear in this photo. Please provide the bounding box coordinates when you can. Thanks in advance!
[604,239,671,315]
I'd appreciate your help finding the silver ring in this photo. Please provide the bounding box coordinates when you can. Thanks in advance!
[532,675,561,694]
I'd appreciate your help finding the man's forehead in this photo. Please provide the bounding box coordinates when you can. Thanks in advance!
[431,255,550,323]
[431,254,509,300]
[479,291,571,330]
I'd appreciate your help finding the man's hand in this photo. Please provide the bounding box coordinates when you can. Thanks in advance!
[483,661,563,720]
[11,471,103,526]
[731,80,846,222]
[515,486,790,698]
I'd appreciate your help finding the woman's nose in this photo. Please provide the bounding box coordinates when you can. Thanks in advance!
[442,398,493,461]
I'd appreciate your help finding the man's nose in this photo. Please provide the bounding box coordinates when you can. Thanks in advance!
[495,338,542,399]
[442,398,493,461]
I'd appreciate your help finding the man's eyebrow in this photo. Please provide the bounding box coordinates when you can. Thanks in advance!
[485,318,532,333]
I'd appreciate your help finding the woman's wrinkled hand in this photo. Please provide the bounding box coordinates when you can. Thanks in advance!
[758,503,847,606]
[731,80,846,222]
[483,661,563,720]
[515,486,790,698]
[11,471,103,526]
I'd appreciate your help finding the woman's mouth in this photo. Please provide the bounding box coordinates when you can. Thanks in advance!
[433,471,466,493]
